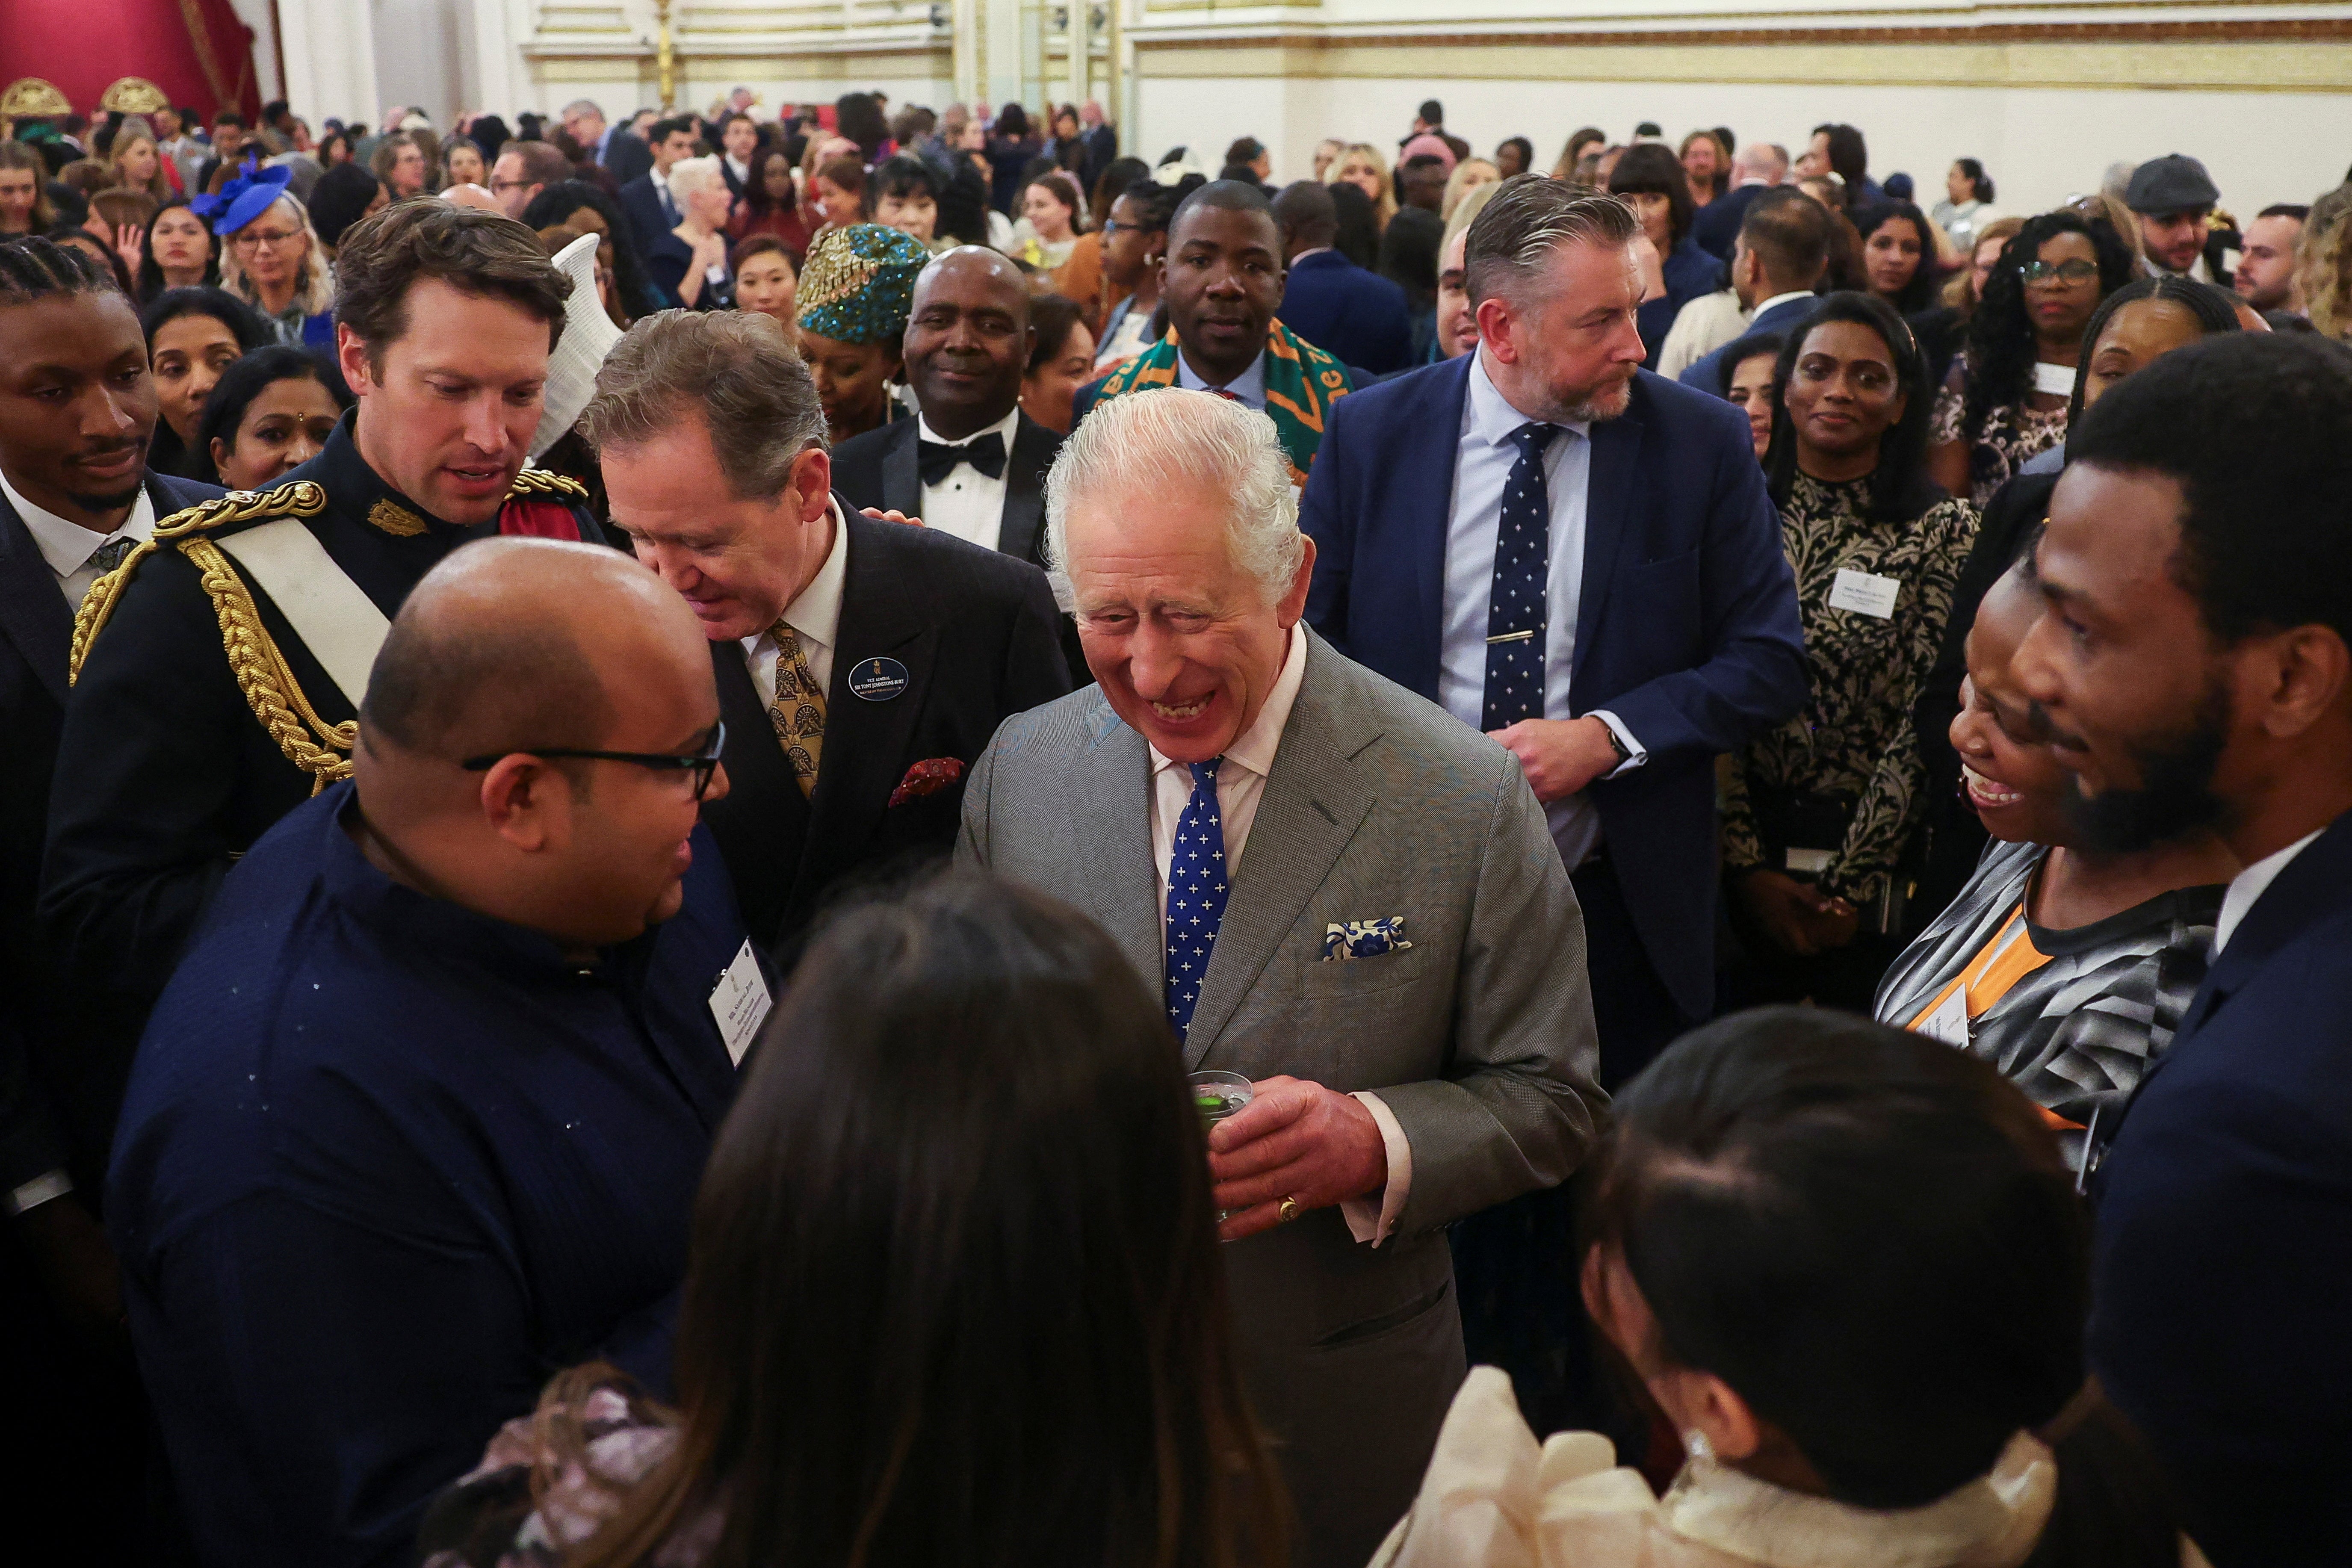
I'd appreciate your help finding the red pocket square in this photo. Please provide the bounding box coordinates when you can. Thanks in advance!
[889,756,965,806]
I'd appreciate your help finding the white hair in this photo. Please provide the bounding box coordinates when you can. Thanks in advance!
[1043,388,1303,611]
[666,154,724,212]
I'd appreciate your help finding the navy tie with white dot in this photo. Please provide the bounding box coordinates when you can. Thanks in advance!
[1482,420,1559,733]
[1164,757,1230,1042]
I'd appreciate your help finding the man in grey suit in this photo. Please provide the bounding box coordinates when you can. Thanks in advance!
[957,387,1606,1568]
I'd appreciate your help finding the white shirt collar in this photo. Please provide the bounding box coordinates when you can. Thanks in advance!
[1753,289,1818,319]
[1148,620,1308,785]
[0,466,156,577]
[1466,349,1591,448]
[2213,827,2326,954]
[737,495,849,662]
[915,404,1020,452]
[1175,345,1267,408]
[1289,245,1335,263]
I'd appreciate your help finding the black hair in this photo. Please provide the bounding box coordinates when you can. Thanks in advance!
[307,162,383,251]
[1327,180,1378,269]
[1713,125,1737,156]
[834,92,890,161]
[1170,178,1274,239]
[1764,292,1941,521]
[1025,292,1088,373]
[0,233,118,307]
[194,343,351,479]
[2257,202,2311,223]
[1271,180,1337,248]
[1418,99,1445,124]
[1607,142,1695,248]
[1632,121,1662,139]
[2069,334,2352,647]
[1377,206,1443,313]
[139,283,270,351]
[1588,1006,2181,1565]
[1715,329,1787,396]
[1959,211,2135,444]
[933,159,993,248]
[649,115,696,146]
[213,110,246,130]
[133,196,218,299]
[520,180,661,318]
[2064,273,2241,423]
[1224,136,1265,167]
[1853,201,1940,313]
[873,155,940,203]
[1811,123,1870,202]
[1953,157,1995,204]
[1496,136,1535,174]
[1089,157,1149,227]
[1117,176,1182,239]
[1738,186,1832,288]
[993,103,1031,143]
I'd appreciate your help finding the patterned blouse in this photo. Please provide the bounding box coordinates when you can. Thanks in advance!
[1722,472,1978,909]
[1929,369,2068,508]
[1874,838,2224,1166]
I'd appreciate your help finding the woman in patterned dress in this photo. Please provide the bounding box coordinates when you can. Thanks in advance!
[1723,292,1980,1010]
[1926,210,2132,505]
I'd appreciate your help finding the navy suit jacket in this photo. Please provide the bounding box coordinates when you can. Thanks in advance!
[617,171,674,263]
[1690,181,1765,263]
[1300,356,1805,1018]
[2089,812,2352,1568]
[1278,250,1415,377]
[1681,292,1820,396]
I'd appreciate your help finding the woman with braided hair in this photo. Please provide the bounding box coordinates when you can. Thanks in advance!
[1926,210,2132,505]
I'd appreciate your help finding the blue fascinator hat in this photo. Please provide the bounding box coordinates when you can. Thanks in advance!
[192,161,295,236]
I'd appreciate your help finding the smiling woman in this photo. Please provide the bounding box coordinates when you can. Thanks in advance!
[198,345,353,491]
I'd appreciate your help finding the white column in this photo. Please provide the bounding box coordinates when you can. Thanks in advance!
[1063,0,1089,113]
[277,0,382,127]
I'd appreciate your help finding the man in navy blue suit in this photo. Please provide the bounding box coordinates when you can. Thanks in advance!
[1688,140,1787,263]
[618,115,698,263]
[1680,187,1830,396]
[2013,333,2352,1568]
[1300,176,1804,1426]
[1273,181,1413,376]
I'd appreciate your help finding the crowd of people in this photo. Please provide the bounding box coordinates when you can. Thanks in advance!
[3,79,2351,1568]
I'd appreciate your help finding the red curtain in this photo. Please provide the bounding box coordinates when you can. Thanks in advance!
[2,0,261,123]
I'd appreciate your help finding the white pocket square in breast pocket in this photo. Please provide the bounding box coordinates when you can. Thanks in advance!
[1323,917,1413,961]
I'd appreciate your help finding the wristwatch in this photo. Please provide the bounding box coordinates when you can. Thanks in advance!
[1599,721,1631,765]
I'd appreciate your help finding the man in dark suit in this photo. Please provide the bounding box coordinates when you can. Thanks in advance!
[586,309,1070,954]
[1272,181,1412,376]
[617,115,698,260]
[1300,179,1805,1426]
[1680,186,1830,395]
[560,97,653,186]
[0,234,221,1559]
[2013,334,2352,1568]
[1690,139,1787,263]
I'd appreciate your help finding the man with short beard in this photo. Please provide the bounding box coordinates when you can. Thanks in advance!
[2012,332,2352,1568]
[1298,175,1804,1429]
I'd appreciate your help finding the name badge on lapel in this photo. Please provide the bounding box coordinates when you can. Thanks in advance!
[847,656,910,702]
[708,939,774,1067]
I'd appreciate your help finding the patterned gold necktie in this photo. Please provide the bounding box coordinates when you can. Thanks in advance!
[766,622,826,797]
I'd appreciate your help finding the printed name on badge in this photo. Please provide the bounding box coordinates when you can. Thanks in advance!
[1827,568,1900,620]
[847,656,910,702]
[708,939,773,1066]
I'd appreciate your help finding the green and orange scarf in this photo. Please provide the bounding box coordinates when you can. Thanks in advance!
[1090,320,1357,486]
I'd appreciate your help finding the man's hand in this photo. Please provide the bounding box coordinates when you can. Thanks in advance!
[1734,868,1859,957]
[860,507,925,528]
[1488,716,1620,803]
[1208,1075,1386,1241]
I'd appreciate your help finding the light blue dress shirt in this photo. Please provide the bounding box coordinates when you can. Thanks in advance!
[1439,351,1645,868]
[1175,346,1268,409]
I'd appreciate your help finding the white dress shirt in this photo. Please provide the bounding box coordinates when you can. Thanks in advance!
[1,467,156,609]
[723,153,750,191]
[1439,351,1644,869]
[2213,827,2325,955]
[915,406,1019,552]
[1750,288,1820,320]
[1175,346,1268,410]
[738,497,849,708]
[1146,624,1413,1244]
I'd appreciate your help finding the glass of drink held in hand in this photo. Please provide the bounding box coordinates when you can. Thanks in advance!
[1189,1070,1253,1225]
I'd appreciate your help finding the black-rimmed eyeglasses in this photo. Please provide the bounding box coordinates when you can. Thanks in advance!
[461,721,727,800]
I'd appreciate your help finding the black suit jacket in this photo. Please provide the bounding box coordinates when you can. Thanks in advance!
[1690,181,1767,263]
[2090,811,2352,1566]
[826,409,1060,566]
[1,472,219,1195]
[701,506,1070,954]
[618,171,675,261]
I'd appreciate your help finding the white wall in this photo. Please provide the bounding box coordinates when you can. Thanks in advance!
[1141,74,2349,219]
[371,0,469,128]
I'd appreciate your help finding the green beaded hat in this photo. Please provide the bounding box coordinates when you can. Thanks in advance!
[793,223,931,346]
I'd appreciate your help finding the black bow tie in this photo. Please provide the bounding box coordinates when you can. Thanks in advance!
[917,430,1008,486]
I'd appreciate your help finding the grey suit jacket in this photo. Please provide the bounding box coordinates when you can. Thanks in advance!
[957,627,1603,1568]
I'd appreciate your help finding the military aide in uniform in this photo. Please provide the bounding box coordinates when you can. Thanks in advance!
[42,201,601,1032]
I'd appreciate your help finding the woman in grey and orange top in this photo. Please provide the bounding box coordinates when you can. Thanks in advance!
[1874,542,2237,1166]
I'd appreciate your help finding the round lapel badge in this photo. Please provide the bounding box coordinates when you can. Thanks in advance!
[847,656,911,703]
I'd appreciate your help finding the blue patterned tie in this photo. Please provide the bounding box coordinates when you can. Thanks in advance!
[1164,758,1230,1042]
[1482,421,1559,732]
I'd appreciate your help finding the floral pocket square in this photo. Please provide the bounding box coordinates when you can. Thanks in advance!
[888,756,965,807]
[1322,917,1413,961]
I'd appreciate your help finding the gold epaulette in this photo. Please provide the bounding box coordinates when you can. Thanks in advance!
[508,467,590,502]
[69,480,352,794]
[71,481,327,682]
